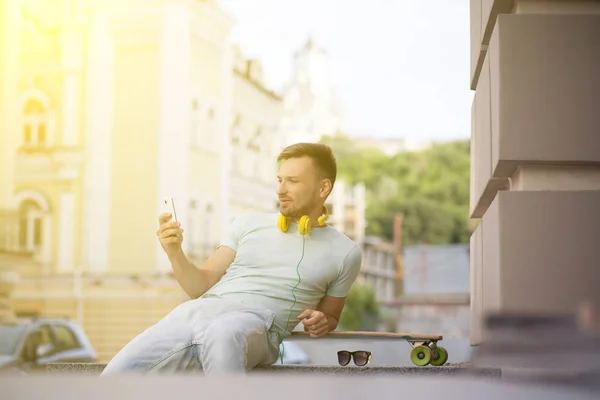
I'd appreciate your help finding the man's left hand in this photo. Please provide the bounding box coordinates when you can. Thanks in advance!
[298,309,329,338]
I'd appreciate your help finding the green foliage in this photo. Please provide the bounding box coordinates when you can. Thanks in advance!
[321,133,471,245]
[339,282,380,331]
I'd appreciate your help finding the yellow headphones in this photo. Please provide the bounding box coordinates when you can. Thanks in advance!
[277,206,329,235]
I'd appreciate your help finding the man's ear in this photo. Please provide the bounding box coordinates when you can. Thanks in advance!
[320,179,332,199]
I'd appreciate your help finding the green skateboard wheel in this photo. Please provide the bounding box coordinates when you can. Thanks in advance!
[410,345,431,366]
[429,346,448,366]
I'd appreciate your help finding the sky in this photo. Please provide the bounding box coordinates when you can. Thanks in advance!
[218,0,474,143]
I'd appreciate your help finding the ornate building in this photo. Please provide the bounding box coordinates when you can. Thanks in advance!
[0,0,283,362]
[0,0,372,362]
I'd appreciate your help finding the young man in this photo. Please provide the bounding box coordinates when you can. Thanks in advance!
[101,143,362,375]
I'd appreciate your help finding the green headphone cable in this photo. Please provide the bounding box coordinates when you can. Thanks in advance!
[277,233,306,364]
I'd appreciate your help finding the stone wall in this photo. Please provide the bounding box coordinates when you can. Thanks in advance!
[469,0,600,345]
[0,268,19,320]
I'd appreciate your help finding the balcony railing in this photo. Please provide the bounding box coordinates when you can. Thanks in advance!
[15,145,83,181]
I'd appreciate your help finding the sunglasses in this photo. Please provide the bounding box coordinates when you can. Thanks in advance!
[337,350,372,367]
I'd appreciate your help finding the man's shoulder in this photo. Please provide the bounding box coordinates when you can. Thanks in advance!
[323,226,362,259]
[324,224,358,245]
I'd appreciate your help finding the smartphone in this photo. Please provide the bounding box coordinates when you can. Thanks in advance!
[162,197,178,223]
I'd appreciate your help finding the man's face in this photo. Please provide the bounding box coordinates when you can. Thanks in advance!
[276,156,327,218]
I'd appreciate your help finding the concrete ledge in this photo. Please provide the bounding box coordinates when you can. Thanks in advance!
[47,363,107,374]
[46,363,501,377]
[253,364,500,377]
[5,373,595,400]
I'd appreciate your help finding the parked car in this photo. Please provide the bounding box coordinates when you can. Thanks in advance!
[0,316,97,374]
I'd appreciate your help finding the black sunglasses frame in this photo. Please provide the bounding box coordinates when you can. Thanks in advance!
[337,350,372,367]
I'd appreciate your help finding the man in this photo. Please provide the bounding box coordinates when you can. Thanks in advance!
[101,143,362,375]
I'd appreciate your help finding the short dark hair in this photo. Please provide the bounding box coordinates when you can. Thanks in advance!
[277,142,337,187]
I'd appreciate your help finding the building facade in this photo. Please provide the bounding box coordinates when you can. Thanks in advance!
[280,38,344,146]
[0,0,375,362]
[229,46,283,218]
[469,1,600,345]
[0,0,286,362]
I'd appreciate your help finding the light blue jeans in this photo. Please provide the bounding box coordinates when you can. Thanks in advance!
[100,297,281,375]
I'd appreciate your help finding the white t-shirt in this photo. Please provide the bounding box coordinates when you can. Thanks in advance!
[201,212,363,336]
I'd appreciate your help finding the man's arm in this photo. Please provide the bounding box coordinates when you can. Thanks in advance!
[169,214,246,299]
[315,295,346,331]
[298,295,346,337]
[300,244,363,337]
[169,246,235,299]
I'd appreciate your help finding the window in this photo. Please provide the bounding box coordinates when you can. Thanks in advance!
[19,325,54,361]
[190,99,219,151]
[231,115,242,145]
[190,100,200,147]
[39,325,53,344]
[22,99,48,147]
[205,106,217,151]
[185,198,215,261]
[231,115,243,174]
[52,324,81,351]
[248,127,262,152]
[18,199,43,252]
[201,202,214,258]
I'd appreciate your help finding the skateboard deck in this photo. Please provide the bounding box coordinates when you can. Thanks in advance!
[289,331,448,367]
[291,331,443,341]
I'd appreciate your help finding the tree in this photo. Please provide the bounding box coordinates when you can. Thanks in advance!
[339,282,380,331]
[321,134,471,245]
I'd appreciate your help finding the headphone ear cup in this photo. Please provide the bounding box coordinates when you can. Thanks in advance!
[298,215,311,235]
[277,214,290,232]
[317,215,326,226]
[317,206,329,226]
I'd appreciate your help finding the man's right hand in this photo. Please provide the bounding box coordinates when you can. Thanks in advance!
[157,213,184,258]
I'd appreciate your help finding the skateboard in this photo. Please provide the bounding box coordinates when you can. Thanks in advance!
[290,331,448,366]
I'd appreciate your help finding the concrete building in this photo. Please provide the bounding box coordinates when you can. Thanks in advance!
[469,1,600,345]
[229,46,284,217]
[0,0,373,362]
[0,0,285,362]
[184,46,286,263]
[280,38,344,146]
